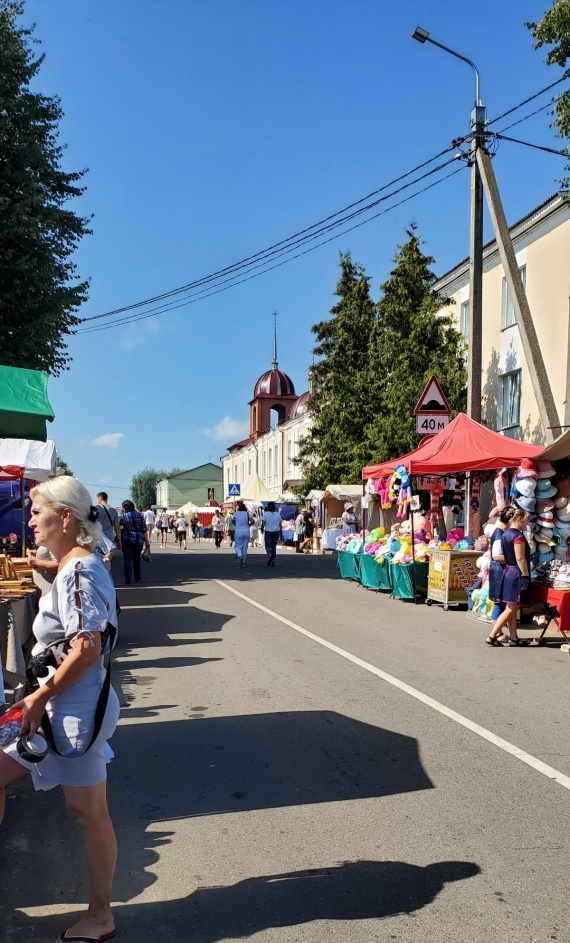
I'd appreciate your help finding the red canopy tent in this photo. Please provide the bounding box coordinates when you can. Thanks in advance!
[362,413,543,479]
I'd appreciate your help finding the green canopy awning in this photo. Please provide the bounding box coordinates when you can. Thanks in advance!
[0,365,55,441]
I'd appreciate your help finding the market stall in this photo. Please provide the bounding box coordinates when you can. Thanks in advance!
[357,413,543,608]
[321,484,363,550]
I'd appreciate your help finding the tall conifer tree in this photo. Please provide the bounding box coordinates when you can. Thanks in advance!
[298,252,377,489]
[365,227,467,462]
[0,1,90,374]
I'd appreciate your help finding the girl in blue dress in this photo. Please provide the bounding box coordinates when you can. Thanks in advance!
[488,506,516,631]
[486,508,531,646]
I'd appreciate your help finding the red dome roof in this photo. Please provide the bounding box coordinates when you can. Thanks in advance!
[253,368,296,398]
[289,390,311,419]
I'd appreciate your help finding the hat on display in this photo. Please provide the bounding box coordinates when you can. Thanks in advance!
[520,459,537,470]
[515,495,535,513]
[556,521,570,536]
[535,529,556,546]
[556,506,570,522]
[537,511,555,528]
[556,478,570,498]
[537,550,554,565]
[536,480,558,498]
[514,478,536,497]
[517,467,538,479]
[554,495,569,510]
[515,495,536,514]
[536,461,557,479]
[535,498,555,512]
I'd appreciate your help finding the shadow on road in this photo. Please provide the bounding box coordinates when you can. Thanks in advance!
[112,858,481,941]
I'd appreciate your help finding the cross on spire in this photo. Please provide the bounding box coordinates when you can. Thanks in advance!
[272,311,278,370]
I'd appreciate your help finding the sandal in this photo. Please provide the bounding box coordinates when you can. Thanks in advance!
[485,636,503,646]
[507,638,531,646]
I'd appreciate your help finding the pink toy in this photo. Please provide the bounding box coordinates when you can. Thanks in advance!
[494,468,507,512]
[428,481,443,525]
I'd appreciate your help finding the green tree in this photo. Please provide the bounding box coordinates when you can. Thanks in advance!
[131,467,185,508]
[365,227,467,462]
[298,252,378,490]
[528,1,570,190]
[0,1,90,375]
[55,452,73,475]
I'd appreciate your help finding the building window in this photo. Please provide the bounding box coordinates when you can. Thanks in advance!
[499,370,521,431]
[274,443,279,480]
[242,461,245,481]
[287,440,292,476]
[501,265,526,329]
[262,451,266,479]
[234,464,238,482]
[268,448,273,478]
[248,458,252,476]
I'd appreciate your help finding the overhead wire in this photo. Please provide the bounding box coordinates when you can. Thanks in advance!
[76,77,569,335]
[77,163,466,334]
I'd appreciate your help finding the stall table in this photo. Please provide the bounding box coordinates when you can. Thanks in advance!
[427,550,480,610]
[322,528,343,551]
[390,561,429,600]
[359,554,392,591]
[525,584,570,644]
[337,550,361,582]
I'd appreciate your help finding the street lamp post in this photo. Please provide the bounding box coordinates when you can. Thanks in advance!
[412,27,486,424]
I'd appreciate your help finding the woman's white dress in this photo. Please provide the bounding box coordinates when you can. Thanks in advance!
[3,553,120,791]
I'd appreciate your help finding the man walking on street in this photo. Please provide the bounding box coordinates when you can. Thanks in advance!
[175,512,188,550]
[157,507,170,548]
[96,491,122,560]
[212,510,225,549]
[144,506,155,542]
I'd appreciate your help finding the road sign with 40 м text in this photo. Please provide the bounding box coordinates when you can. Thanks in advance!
[415,414,449,435]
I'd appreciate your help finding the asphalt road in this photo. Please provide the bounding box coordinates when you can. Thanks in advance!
[3,538,570,942]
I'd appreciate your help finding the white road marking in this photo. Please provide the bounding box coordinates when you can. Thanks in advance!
[120,603,193,610]
[216,579,570,793]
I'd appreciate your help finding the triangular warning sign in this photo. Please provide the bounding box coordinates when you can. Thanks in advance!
[413,375,451,415]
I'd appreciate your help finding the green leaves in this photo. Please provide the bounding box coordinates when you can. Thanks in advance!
[528,1,570,191]
[0,1,90,374]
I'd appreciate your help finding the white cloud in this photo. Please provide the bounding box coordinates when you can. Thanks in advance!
[90,433,125,450]
[120,316,164,351]
[202,416,249,442]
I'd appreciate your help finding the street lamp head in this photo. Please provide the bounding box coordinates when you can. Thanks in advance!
[412,26,429,43]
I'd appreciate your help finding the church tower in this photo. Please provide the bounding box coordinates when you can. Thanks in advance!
[249,315,297,439]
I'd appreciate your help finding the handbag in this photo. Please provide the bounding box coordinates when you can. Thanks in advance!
[141,546,151,563]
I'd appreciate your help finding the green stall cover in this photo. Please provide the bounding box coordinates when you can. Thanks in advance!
[0,366,55,440]
[337,550,361,582]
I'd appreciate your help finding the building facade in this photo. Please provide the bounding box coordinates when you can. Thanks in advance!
[156,462,223,509]
[435,194,570,442]
[222,356,313,499]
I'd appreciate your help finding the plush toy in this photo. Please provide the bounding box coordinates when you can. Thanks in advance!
[470,475,481,513]
[388,471,401,505]
[494,468,507,512]
[374,477,391,509]
[394,465,412,519]
[451,479,464,515]
[428,481,443,526]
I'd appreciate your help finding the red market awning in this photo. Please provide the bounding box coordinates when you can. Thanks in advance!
[362,413,543,479]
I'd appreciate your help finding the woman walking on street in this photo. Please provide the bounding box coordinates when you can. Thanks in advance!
[486,507,532,646]
[294,508,305,553]
[119,500,150,584]
[0,476,120,943]
[212,510,225,549]
[225,510,236,546]
[233,502,253,567]
[262,501,282,567]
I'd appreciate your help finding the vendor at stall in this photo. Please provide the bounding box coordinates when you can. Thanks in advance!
[341,502,358,534]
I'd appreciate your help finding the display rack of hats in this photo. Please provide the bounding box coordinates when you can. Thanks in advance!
[511,458,570,588]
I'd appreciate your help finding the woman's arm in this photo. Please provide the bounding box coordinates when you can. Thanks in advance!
[15,633,103,738]
[514,539,529,577]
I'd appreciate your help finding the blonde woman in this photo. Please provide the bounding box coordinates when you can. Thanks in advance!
[0,476,120,942]
[486,508,532,647]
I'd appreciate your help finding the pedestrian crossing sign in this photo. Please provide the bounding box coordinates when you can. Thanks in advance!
[228,484,241,496]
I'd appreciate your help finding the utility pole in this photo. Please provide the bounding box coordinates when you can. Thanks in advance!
[468,104,486,423]
[475,148,562,442]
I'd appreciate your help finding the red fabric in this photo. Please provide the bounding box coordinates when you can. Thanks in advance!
[529,584,570,634]
[362,413,543,479]
[0,465,25,479]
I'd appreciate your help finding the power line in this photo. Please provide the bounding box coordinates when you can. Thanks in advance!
[77,163,466,335]
[75,78,569,335]
[81,145,461,325]
[493,132,568,157]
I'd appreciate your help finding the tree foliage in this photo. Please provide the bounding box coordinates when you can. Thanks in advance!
[0,1,90,375]
[298,252,378,490]
[528,1,570,190]
[131,467,184,509]
[297,231,467,490]
[365,227,467,462]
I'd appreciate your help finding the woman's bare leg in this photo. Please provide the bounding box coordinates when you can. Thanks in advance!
[62,781,116,939]
[0,752,30,825]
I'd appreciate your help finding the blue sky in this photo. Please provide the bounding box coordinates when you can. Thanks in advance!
[21,0,565,505]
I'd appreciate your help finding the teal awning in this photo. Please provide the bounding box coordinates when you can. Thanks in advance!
[0,366,55,441]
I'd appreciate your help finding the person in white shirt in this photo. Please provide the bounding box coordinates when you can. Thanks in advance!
[157,508,170,548]
[212,511,225,549]
[144,507,155,540]
[175,513,187,549]
[262,501,282,567]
